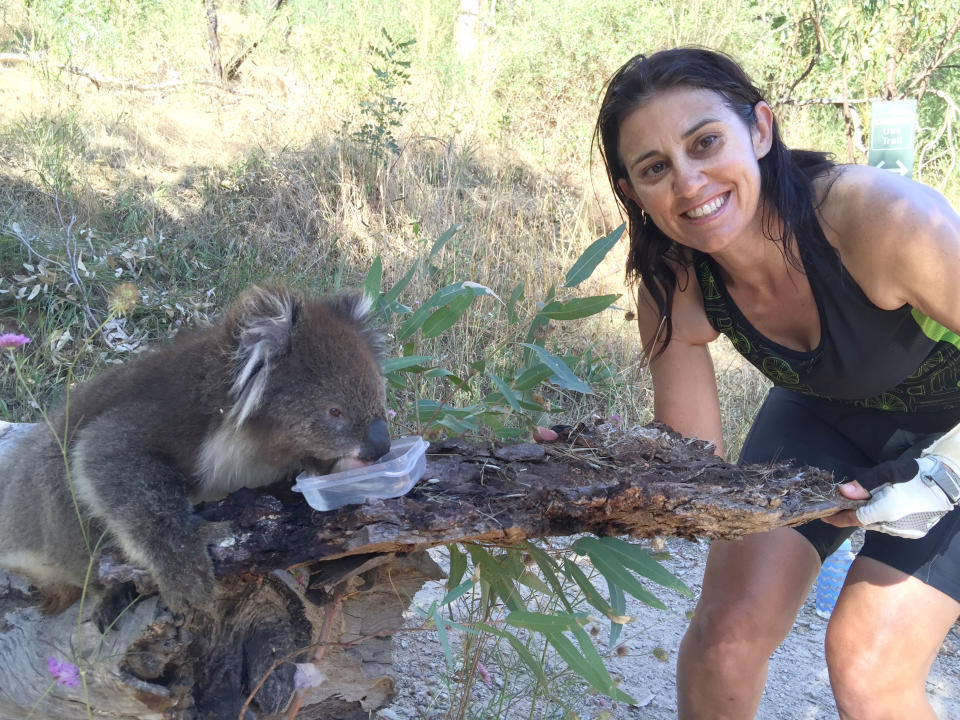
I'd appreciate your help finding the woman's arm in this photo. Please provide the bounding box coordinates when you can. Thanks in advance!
[637,269,724,455]
[818,166,960,533]
[818,164,960,334]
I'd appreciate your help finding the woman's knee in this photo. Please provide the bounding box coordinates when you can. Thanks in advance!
[684,597,792,668]
[824,606,930,717]
[824,622,875,710]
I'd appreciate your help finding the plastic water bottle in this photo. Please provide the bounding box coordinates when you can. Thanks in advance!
[815,538,856,619]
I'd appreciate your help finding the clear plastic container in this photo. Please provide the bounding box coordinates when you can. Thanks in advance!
[292,435,429,511]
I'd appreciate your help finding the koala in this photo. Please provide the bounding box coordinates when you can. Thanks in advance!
[0,285,390,617]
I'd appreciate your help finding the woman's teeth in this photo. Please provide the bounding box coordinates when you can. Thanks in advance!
[685,194,727,218]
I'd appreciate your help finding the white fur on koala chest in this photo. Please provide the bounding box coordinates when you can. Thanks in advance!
[193,423,286,502]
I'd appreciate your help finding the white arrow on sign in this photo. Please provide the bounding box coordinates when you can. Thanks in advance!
[873,159,909,176]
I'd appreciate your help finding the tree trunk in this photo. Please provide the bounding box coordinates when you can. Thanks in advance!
[224,0,288,81]
[0,420,852,718]
[203,0,225,84]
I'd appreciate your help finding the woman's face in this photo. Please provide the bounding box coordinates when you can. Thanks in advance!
[616,86,773,256]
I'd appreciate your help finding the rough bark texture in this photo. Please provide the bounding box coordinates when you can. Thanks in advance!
[0,420,855,719]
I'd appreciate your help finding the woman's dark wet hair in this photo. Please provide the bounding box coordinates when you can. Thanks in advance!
[595,47,835,359]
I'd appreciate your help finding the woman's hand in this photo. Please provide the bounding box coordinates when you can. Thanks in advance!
[825,455,960,538]
[531,426,559,443]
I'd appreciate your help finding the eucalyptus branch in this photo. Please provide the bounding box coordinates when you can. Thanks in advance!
[909,16,960,101]
[917,88,959,186]
[0,52,247,93]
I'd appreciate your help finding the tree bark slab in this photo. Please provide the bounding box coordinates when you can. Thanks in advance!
[0,420,853,719]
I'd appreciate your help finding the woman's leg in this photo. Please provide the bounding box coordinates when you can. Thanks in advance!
[677,527,821,719]
[826,557,960,720]
[677,388,873,719]
[827,502,960,719]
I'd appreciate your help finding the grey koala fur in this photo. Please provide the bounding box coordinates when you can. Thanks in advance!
[0,285,390,616]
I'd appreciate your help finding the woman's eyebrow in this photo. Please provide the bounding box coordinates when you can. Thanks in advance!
[627,117,721,170]
[682,117,721,139]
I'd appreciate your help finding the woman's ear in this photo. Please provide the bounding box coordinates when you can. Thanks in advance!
[752,101,775,159]
[617,178,643,210]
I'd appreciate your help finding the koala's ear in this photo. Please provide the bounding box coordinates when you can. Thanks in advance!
[226,285,301,425]
[325,290,389,364]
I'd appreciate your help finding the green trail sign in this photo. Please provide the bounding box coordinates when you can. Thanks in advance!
[867,99,918,178]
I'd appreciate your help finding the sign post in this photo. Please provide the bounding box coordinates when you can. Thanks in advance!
[867,99,918,178]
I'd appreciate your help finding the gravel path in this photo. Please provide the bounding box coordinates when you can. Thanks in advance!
[381,536,960,719]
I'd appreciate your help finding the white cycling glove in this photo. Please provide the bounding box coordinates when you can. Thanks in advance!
[854,425,960,539]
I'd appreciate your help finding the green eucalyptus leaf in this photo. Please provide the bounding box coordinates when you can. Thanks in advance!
[608,579,626,648]
[492,578,526,612]
[487,371,524,414]
[538,294,620,321]
[513,363,554,391]
[507,283,524,324]
[396,283,470,341]
[477,623,548,687]
[382,355,434,373]
[429,223,461,260]
[519,343,593,394]
[523,542,577,614]
[414,399,468,417]
[578,543,666,610]
[516,570,553,596]
[432,607,455,670]
[543,630,609,691]
[505,610,588,633]
[396,303,436,342]
[436,415,479,436]
[448,544,468,589]
[564,223,625,287]
[421,291,476,338]
[587,536,692,596]
[440,578,475,606]
[562,557,615,619]
[381,260,419,308]
[364,256,383,298]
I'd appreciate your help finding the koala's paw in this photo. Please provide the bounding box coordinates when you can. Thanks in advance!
[93,582,142,632]
[154,519,232,613]
[155,553,217,614]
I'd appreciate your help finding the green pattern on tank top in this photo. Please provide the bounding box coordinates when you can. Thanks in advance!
[912,310,960,352]
[695,259,960,411]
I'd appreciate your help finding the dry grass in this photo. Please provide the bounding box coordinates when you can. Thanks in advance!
[3,0,946,455]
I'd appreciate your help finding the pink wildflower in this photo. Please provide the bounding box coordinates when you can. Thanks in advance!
[476,661,493,688]
[609,413,623,426]
[387,409,397,420]
[0,333,30,349]
[47,656,80,688]
[293,663,325,690]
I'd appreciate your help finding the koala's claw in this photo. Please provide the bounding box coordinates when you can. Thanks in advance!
[93,582,142,632]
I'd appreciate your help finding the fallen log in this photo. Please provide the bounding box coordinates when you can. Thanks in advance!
[0,420,854,719]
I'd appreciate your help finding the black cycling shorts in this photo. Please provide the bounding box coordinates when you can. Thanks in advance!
[739,386,960,603]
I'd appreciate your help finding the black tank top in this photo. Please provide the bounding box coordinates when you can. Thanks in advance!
[693,227,960,412]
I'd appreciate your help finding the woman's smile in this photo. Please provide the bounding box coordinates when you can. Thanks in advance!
[682,191,730,221]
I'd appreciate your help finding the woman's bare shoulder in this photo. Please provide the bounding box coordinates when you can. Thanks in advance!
[635,261,719,351]
[814,163,960,310]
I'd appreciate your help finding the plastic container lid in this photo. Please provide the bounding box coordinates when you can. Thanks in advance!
[292,435,429,511]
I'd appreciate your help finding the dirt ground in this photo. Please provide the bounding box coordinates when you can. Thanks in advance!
[380,535,960,720]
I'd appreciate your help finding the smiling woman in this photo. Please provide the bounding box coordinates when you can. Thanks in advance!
[614,86,769,256]
[593,47,960,720]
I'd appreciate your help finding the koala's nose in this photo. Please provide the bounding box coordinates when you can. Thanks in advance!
[361,418,391,461]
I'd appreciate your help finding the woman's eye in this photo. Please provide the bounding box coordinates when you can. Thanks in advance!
[643,161,666,177]
[697,134,719,151]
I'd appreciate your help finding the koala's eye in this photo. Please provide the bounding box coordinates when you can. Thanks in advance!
[329,407,342,418]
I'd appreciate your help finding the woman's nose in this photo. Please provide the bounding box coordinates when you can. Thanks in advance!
[673,159,707,198]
